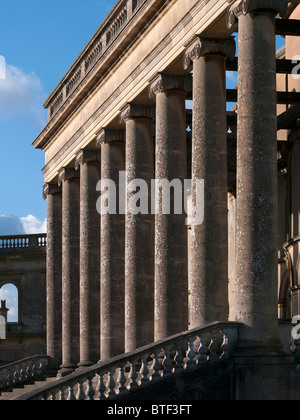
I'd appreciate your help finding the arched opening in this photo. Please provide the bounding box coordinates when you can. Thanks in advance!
[0,284,18,323]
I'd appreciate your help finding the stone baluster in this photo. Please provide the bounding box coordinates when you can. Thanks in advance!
[120,103,155,352]
[150,73,191,341]
[58,168,80,376]
[75,149,101,368]
[96,129,125,359]
[184,36,236,328]
[43,183,62,375]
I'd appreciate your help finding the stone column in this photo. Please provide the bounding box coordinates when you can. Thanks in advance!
[184,37,236,328]
[96,129,125,360]
[43,183,62,375]
[150,74,191,341]
[227,0,287,348]
[75,150,101,368]
[120,103,155,352]
[58,168,80,376]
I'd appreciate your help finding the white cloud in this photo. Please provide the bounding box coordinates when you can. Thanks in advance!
[20,215,47,234]
[0,64,47,126]
[0,214,46,235]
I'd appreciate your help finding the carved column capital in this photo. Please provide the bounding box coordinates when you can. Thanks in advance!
[58,167,79,186]
[43,183,61,200]
[75,149,101,170]
[226,0,288,28]
[120,103,155,123]
[95,128,125,147]
[184,36,236,69]
[149,73,192,98]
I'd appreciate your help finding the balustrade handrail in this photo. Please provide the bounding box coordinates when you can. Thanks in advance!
[0,355,49,393]
[14,321,243,401]
[0,234,47,254]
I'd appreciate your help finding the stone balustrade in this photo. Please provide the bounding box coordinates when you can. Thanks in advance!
[0,356,49,394]
[0,234,47,254]
[46,0,147,120]
[14,322,242,400]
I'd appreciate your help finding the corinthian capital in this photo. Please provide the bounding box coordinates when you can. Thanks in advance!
[227,0,288,28]
[184,36,236,70]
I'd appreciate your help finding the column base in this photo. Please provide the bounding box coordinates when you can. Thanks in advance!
[57,363,77,378]
[77,360,97,369]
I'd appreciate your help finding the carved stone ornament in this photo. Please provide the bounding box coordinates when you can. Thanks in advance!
[184,36,236,70]
[75,149,101,170]
[42,183,61,200]
[119,103,155,122]
[58,167,79,186]
[149,73,192,98]
[226,0,288,28]
[95,128,125,147]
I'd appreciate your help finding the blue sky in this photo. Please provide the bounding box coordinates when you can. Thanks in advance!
[0,0,117,235]
[0,1,285,236]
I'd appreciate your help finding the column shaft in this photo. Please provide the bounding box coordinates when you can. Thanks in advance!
[234,12,279,345]
[98,132,125,359]
[121,105,155,352]
[77,151,101,367]
[184,37,235,328]
[44,184,62,375]
[150,75,190,340]
[59,169,80,375]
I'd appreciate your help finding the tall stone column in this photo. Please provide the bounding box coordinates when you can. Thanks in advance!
[227,0,287,348]
[120,103,155,352]
[150,74,191,341]
[184,37,236,328]
[58,168,80,376]
[43,183,62,375]
[96,129,125,360]
[75,150,101,368]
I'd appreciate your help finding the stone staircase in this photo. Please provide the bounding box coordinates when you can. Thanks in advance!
[0,378,56,401]
[0,355,50,401]
[12,322,242,400]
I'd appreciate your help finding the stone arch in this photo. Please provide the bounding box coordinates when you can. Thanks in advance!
[0,283,19,323]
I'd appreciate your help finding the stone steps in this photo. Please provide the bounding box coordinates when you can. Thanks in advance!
[0,378,57,401]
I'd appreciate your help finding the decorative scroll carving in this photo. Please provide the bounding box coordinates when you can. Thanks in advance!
[75,149,101,170]
[58,168,79,186]
[119,103,155,122]
[226,0,288,28]
[95,129,125,147]
[184,36,236,69]
[149,73,192,98]
[43,183,61,200]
